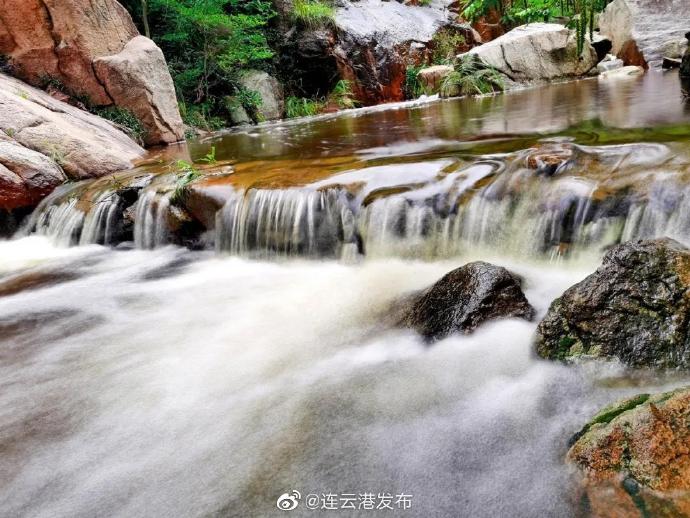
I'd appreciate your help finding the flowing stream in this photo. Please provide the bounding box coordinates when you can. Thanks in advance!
[3,71,690,517]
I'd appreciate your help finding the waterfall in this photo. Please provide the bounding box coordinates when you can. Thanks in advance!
[216,188,357,257]
[19,141,690,260]
[23,183,123,247]
[22,173,153,247]
[133,188,173,250]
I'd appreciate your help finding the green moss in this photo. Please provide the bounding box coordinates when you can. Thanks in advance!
[569,393,651,447]
[589,393,651,427]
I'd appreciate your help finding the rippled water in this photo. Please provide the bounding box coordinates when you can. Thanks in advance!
[3,71,690,517]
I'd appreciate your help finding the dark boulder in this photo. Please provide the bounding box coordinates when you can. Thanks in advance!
[400,261,535,341]
[681,31,690,78]
[535,238,690,368]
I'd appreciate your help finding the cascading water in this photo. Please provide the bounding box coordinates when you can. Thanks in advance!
[4,70,690,518]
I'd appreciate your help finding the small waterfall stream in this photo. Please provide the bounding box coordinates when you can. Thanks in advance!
[20,140,690,260]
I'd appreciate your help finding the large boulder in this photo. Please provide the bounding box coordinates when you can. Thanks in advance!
[568,386,690,516]
[275,0,480,105]
[599,0,689,68]
[238,70,284,121]
[465,23,597,83]
[399,261,535,341]
[536,239,690,369]
[0,134,66,210]
[0,0,136,105]
[0,72,144,180]
[0,0,183,145]
[94,36,184,146]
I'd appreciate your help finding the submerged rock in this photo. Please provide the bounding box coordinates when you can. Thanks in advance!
[400,261,535,341]
[465,23,597,83]
[536,238,690,369]
[568,386,690,516]
[597,65,645,80]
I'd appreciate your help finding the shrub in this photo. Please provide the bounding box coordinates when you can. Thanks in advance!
[170,159,203,205]
[404,66,425,100]
[440,54,505,98]
[285,96,324,118]
[431,31,466,64]
[329,79,357,109]
[95,106,147,144]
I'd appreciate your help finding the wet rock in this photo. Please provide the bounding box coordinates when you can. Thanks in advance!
[0,73,144,180]
[93,36,185,146]
[416,65,453,94]
[0,269,79,298]
[682,32,690,79]
[535,238,690,368]
[591,35,613,63]
[662,57,682,70]
[596,54,624,73]
[618,39,648,70]
[660,37,688,60]
[400,261,535,341]
[568,386,690,516]
[238,70,284,121]
[597,65,645,80]
[0,135,66,210]
[0,0,183,146]
[465,23,597,83]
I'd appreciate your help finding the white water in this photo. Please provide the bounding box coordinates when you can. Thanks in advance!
[0,237,685,517]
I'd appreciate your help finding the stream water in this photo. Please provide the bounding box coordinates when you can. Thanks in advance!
[3,71,690,517]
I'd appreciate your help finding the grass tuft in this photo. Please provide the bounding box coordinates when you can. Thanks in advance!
[292,0,335,27]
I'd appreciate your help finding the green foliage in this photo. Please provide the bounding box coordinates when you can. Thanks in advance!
[180,101,226,131]
[292,0,335,27]
[95,106,147,145]
[122,0,275,130]
[285,96,324,118]
[419,0,432,5]
[330,80,357,109]
[431,31,467,64]
[462,0,610,29]
[404,65,426,100]
[171,159,203,205]
[440,54,505,97]
[199,146,218,164]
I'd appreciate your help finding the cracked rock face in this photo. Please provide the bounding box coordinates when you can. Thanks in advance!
[0,0,183,145]
[535,238,690,369]
[0,133,66,210]
[399,261,535,341]
[466,23,597,83]
[0,73,144,183]
[568,387,690,516]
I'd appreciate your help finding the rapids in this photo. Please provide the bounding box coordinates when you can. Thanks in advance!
[2,71,690,517]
